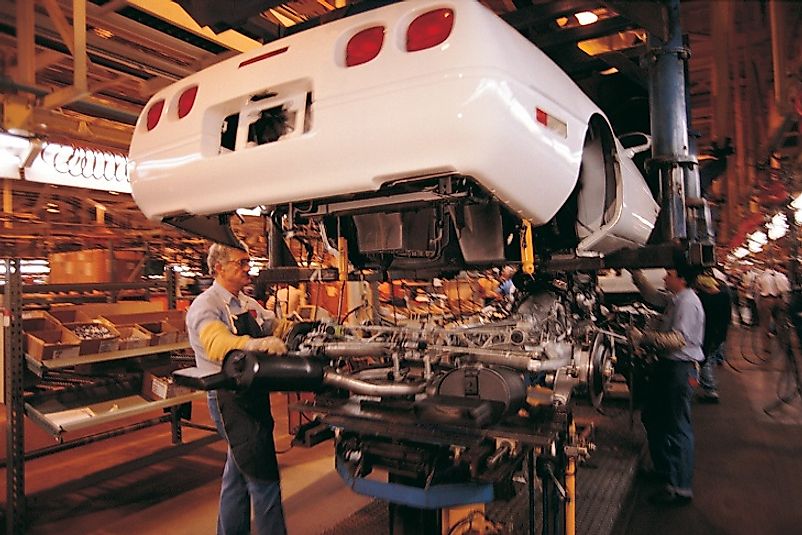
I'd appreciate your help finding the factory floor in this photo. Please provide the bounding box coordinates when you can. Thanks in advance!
[2,323,802,534]
[615,325,802,535]
[0,393,372,535]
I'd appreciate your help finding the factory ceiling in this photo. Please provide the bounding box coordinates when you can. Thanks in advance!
[0,0,800,262]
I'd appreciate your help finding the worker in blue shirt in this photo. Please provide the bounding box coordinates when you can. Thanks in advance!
[628,265,705,506]
[498,265,516,297]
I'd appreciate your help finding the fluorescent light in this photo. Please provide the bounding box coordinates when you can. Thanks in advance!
[575,11,599,25]
[768,226,787,240]
[771,212,787,226]
[749,231,768,245]
[733,247,750,258]
[747,240,763,253]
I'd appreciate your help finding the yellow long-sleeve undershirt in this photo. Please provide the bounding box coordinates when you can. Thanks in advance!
[198,320,254,363]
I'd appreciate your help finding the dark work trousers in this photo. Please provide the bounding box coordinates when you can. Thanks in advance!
[640,359,698,497]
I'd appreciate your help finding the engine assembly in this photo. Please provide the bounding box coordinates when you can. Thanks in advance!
[175,275,617,532]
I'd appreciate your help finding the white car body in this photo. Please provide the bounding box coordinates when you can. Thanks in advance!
[129,0,659,266]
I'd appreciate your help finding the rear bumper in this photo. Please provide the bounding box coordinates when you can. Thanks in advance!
[130,68,584,225]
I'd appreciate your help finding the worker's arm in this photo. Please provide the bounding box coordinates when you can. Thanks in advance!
[642,330,687,353]
[200,321,287,362]
[628,327,686,355]
[630,270,671,309]
[198,320,252,363]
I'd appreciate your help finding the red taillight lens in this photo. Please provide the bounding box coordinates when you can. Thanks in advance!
[406,8,454,52]
[177,86,198,119]
[146,100,165,131]
[345,26,385,67]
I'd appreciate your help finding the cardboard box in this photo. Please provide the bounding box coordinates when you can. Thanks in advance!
[70,301,163,320]
[63,322,121,355]
[22,311,62,333]
[48,249,145,284]
[141,365,193,401]
[115,325,153,350]
[137,321,179,346]
[48,308,93,324]
[165,310,187,342]
[100,311,170,328]
[99,311,185,345]
[26,328,82,361]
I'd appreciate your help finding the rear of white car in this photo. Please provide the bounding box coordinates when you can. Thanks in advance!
[130,0,658,259]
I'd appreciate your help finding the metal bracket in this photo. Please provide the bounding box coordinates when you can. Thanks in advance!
[647,45,691,62]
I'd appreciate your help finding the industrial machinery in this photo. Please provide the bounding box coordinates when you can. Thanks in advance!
[129,0,712,531]
[176,274,612,533]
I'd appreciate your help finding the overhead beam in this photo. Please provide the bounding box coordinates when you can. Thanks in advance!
[13,50,63,79]
[131,0,262,52]
[98,0,131,15]
[29,107,133,149]
[601,1,667,43]
[0,2,199,82]
[595,49,648,88]
[42,0,76,54]
[39,0,90,109]
[502,0,601,31]
[532,16,635,50]
[15,0,36,86]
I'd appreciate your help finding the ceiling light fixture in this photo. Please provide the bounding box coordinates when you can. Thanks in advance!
[574,11,599,26]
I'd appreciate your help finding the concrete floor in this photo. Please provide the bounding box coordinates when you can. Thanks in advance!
[615,325,802,535]
[4,324,802,534]
[2,394,371,535]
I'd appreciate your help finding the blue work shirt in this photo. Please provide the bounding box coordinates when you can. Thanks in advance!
[499,279,515,297]
[632,271,705,363]
[659,288,705,362]
[186,281,276,373]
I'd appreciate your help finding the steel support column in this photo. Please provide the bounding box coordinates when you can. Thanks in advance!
[4,259,26,534]
[711,0,734,240]
[647,0,698,242]
[166,267,177,310]
[3,179,12,230]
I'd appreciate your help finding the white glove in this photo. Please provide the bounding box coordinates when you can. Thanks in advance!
[244,336,287,355]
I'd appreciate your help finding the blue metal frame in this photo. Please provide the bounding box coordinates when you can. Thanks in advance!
[335,455,494,509]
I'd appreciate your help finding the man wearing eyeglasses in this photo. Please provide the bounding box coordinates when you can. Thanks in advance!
[186,241,288,535]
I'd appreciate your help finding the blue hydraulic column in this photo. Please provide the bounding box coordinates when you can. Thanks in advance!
[647,0,702,242]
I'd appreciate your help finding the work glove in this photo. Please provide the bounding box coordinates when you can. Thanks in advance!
[626,326,645,356]
[243,336,287,355]
[272,318,295,340]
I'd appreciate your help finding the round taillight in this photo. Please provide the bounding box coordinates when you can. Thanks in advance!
[345,26,385,67]
[177,86,198,119]
[406,8,454,52]
[146,99,165,131]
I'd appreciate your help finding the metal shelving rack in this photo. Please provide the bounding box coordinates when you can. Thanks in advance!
[1,263,207,534]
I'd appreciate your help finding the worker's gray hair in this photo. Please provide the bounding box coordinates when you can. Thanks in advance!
[207,241,249,276]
